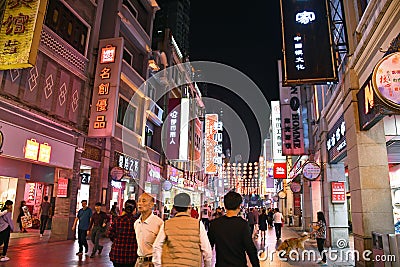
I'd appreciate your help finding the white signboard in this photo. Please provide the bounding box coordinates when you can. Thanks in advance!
[271,101,286,161]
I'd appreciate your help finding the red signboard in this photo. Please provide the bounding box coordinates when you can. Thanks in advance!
[273,162,287,179]
[57,177,68,198]
[331,182,345,203]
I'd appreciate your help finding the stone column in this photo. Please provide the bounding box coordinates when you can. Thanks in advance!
[344,69,394,267]
[324,162,348,248]
[302,179,313,231]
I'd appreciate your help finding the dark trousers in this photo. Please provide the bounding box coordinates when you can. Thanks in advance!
[249,224,255,236]
[78,229,89,252]
[40,215,49,234]
[274,223,282,239]
[316,238,327,262]
[201,218,209,231]
[91,226,104,253]
[0,226,11,256]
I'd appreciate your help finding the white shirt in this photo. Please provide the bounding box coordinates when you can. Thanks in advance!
[273,212,283,224]
[134,213,163,257]
[152,218,212,267]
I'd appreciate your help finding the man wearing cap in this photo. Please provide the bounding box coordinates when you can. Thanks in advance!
[152,193,212,267]
[134,193,163,267]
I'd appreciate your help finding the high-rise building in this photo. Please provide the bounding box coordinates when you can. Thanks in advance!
[153,0,191,57]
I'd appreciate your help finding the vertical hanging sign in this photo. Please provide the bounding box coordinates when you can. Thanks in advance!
[204,114,222,174]
[88,38,124,137]
[0,0,49,69]
[280,86,305,155]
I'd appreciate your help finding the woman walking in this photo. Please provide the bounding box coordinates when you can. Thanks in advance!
[258,208,268,240]
[0,200,14,262]
[272,208,283,240]
[312,211,327,266]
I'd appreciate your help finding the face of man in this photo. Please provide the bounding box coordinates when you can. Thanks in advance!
[95,205,101,213]
[82,201,87,209]
[137,194,154,213]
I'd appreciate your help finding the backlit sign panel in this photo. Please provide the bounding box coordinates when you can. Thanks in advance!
[331,182,346,203]
[88,38,124,137]
[280,0,337,85]
[372,52,400,110]
[57,177,68,198]
[205,114,222,174]
[280,86,305,155]
[24,139,39,160]
[38,142,51,163]
[327,115,346,163]
[273,162,287,179]
[0,0,48,69]
[271,101,286,161]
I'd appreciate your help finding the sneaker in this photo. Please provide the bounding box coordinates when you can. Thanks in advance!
[76,252,83,256]
[98,246,103,255]
[0,256,10,262]
[40,234,43,237]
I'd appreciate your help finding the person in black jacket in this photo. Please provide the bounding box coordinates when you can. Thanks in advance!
[208,191,260,267]
[17,201,27,233]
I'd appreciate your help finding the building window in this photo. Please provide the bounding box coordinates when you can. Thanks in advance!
[123,0,138,18]
[123,48,134,66]
[148,84,155,100]
[145,125,153,147]
[117,97,136,131]
[45,0,88,54]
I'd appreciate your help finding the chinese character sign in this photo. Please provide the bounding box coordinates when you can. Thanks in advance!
[205,114,221,174]
[271,101,286,161]
[280,0,337,85]
[331,182,346,203]
[273,162,287,179]
[0,0,49,69]
[372,52,400,110]
[164,98,181,160]
[88,38,124,137]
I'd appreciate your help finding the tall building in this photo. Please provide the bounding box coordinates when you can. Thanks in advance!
[153,0,191,57]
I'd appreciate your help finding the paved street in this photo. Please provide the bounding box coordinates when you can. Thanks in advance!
[0,226,352,267]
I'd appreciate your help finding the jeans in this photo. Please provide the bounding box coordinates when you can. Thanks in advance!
[201,218,209,231]
[317,238,327,262]
[40,215,49,235]
[274,223,282,239]
[78,229,88,252]
[0,226,11,256]
[91,226,104,253]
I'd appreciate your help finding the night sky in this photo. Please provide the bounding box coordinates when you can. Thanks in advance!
[189,1,282,162]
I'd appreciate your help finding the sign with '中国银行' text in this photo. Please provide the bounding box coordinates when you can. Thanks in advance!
[0,0,49,70]
[88,38,124,137]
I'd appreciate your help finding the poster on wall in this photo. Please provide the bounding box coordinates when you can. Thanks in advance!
[57,178,68,198]
[331,182,346,203]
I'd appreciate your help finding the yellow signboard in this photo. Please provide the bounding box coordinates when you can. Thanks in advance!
[24,138,39,160]
[0,0,49,70]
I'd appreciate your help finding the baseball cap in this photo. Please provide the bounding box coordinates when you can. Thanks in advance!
[174,193,191,207]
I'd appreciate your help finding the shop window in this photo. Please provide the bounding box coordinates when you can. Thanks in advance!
[44,0,89,54]
[117,97,136,132]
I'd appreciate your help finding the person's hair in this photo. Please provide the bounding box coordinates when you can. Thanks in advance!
[124,199,137,213]
[317,211,326,224]
[174,205,189,213]
[275,208,280,212]
[44,196,48,201]
[21,200,26,206]
[95,202,102,207]
[1,200,13,211]
[262,208,266,214]
[224,191,242,210]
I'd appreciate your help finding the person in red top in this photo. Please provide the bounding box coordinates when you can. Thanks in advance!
[190,204,199,219]
[108,199,138,267]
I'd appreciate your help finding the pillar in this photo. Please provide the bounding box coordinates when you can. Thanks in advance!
[344,69,394,267]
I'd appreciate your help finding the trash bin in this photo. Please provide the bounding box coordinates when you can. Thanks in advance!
[372,232,385,267]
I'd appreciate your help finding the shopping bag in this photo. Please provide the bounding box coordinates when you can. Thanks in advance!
[21,215,33,228]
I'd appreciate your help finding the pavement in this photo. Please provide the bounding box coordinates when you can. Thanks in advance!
[0,226,354,267]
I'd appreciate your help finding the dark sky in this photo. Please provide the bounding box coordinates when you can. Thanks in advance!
[189,1,282,162]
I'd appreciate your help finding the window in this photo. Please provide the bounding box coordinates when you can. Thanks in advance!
[145,125,153,147]
[123,48,133,66]
[357,0,370,18]
[123,0,138,18]
[45,0,88,54]
[148,84,156,100]
[117,97,136,131]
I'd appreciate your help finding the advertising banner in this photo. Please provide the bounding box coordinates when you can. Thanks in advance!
[273,162,287,179]
[164,98,181,160]
[280,86,305,155]
[331,182,346,203]
[204,114,221,174]
[57,177,68,198]
[271,101,286,160]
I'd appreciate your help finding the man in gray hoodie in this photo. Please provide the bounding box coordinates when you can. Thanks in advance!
[0,200,14,262]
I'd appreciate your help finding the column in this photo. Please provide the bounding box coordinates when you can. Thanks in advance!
[344,69,394,267]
